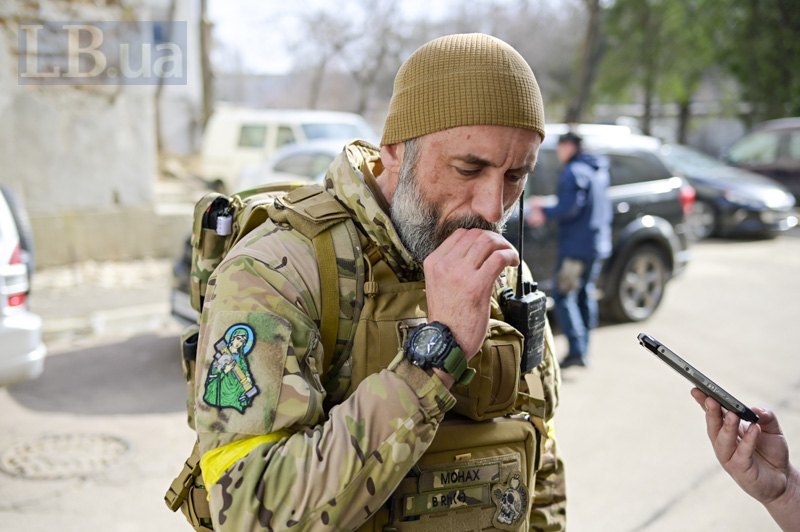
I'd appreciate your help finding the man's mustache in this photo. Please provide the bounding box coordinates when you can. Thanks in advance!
[433,214,504,245]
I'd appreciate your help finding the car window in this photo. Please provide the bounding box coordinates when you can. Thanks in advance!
[607,152,672,185]
[527,149,560,196]
[273,153,335,179]
[728,131,780,164]
[276,125,295,148]
[784,130,800,162]
[238,124,268,149]
[302,123,365,140]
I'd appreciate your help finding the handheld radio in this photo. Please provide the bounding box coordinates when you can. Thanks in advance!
[499,194,548,372]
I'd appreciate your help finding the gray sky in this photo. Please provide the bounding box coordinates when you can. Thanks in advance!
[209,1,442,74]
[207,0,484,74]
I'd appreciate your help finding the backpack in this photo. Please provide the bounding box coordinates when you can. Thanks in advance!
[165,182,364,530]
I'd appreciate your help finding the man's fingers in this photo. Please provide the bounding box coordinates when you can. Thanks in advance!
[480,248,520,280]
[704,396,724,439]
[714,410,742,464]
[463,230,515,269]
[751,407,782,436]
[732,421,761,465]
[690,387,708,408]
[429,228,471,259]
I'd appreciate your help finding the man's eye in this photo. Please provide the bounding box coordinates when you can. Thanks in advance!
[455,167,480,176]
[507,173,527,183]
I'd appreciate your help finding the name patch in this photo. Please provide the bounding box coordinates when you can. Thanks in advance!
[403,485,489,518]
[422,463,501,491]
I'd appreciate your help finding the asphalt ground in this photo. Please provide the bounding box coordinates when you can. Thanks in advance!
[2,227,797,531]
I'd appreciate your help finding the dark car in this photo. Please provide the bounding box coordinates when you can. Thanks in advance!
[724,117,800,202]
[659,144,797,240]
[504,130,693,323]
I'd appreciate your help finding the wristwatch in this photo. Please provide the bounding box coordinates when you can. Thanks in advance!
[404,322,475,386]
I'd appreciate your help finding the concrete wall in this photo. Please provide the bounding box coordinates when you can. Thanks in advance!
[0,1,170,268]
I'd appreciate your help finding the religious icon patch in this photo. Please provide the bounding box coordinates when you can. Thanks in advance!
[491,472,528,530]
[202,323,260,413]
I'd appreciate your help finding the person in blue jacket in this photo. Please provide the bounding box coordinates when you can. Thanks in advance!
[526,132,612,368]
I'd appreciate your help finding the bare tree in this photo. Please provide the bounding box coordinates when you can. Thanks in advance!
[291,10,360,109]
[155,0,178,154]
[564,0,605,123]
[340,0,409,115]
[199,0,214,129]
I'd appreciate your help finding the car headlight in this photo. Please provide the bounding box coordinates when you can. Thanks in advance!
[762,189,795,210]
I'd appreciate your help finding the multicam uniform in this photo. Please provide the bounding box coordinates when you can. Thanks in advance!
[193,141,566,531]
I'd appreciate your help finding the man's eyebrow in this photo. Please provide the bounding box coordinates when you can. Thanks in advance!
[454,154,535,174]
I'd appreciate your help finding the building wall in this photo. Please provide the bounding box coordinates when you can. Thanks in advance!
[0,1,171,267]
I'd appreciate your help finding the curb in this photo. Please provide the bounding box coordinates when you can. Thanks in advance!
[43,302,174,344]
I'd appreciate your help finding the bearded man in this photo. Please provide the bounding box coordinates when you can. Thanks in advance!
[190,33,566,531]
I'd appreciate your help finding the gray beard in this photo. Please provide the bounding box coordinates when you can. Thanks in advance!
[390,140,515,263]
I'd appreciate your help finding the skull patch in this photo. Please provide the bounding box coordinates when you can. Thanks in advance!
[491,472,528,530]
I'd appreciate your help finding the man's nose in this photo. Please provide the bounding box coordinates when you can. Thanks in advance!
[471,175,506,224]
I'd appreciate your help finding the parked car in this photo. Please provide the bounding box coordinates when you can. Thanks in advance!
[724,117,800,202]
[237,139,349,192]
[171,140,351,325]
[201,107,376,193]
[0,186,46,386]
[504,127,694,322]
[659,143,797,240]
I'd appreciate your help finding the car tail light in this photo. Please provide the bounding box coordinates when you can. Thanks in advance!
[679,184,696,217]
[7,244,26,308]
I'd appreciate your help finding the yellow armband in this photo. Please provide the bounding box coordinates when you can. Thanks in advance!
[200,430,292,489]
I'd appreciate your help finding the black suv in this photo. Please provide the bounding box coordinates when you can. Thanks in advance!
[504,129,693,322]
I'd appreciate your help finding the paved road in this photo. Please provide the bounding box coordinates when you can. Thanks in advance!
[556,231,799,531]
[0,231,798,531]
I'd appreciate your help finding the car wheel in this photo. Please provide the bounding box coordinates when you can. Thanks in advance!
[686,200,716,240]
[606,244,669,322]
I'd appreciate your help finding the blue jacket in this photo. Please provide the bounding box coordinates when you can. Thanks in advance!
[543,152,612,261]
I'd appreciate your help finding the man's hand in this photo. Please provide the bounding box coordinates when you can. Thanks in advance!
[525,197,546,228]
[691,388,790,503]
[423,228,519,362]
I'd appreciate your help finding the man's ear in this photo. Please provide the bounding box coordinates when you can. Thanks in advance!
[380,143,404,175]
[378,143,404,204]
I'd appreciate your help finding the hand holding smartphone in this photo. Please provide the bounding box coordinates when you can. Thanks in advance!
[637,333,758,423]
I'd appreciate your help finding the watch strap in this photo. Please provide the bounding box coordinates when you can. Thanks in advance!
[441,344,475,386]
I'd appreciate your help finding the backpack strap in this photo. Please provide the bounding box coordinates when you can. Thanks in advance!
[313,229,340,374]
[274,185,365,378]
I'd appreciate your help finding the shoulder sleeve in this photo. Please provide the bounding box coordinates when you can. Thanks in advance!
[542,165,584,222]
[194,222,456,531]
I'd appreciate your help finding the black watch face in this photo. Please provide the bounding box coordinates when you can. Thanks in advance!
[410,326,445,366]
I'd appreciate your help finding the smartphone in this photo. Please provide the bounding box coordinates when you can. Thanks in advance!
[637,333,759,423]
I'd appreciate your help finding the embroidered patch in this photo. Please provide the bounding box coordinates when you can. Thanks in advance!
[202,323,259,413]
[491,472,528,530]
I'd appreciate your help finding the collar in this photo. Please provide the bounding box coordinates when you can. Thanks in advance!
[324,140,423,282]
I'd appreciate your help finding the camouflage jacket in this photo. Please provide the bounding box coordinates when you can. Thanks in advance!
[193,141,564,531]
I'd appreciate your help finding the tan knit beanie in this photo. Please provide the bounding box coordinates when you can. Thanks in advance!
[381,33,545,146]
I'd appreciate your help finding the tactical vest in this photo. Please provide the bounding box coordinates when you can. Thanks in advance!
[351,240,545,531]
[167,187,554,531]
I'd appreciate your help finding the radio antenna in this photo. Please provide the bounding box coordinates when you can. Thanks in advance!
[516,193,524,296]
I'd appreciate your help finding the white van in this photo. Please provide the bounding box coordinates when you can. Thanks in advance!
[201,107,376,192]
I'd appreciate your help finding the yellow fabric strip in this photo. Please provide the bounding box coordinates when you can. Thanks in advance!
[546,418,556,440]
[200,430,292,489]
